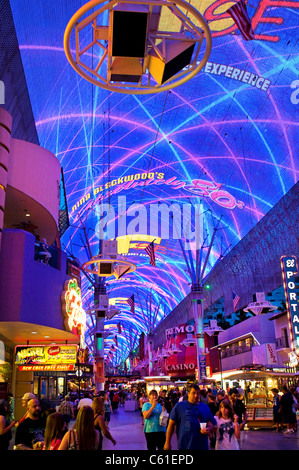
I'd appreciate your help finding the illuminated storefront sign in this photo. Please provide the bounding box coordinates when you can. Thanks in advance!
[19,365,75,371]
[61,279,86,336]
[166,363,195,372]
[166,324,195,338]
[15,344,78,370]
[281,255,299,354]
[165,323,197,377]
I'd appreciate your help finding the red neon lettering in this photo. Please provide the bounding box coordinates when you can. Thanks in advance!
[186,179,222,196]
[210,189,237,209]
[204,0,299,42]
[252,0,299,42]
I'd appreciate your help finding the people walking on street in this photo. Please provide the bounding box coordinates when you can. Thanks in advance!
[16,392,36,427]
[142,389,167,451]
[7,393,15,422]
[77,391,93,409]
[103,392,113,428]
[207,393,219,449]
[229,388,248,448]
[208,393,219,416]
[0,400,16,451]
[214,399,240,450]
[58,405,100,450]
[35,412,66,450]
[139,392,148,425]
[199,389,208,404]
[58,395,75,428]
[164,383,216,450]
[271,388,283,432]
[92,397,116,449]
[280,385,295,434]
[216,391,225,409]
[112,391,120,412]
[160,390,173,416]
[290,387,298,432]
[14,398,46,449]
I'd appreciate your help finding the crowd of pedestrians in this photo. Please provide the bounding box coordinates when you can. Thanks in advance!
[0,390,117,451]
[271,384,299,434]
[139,383,248,451]
[1,382,299,451]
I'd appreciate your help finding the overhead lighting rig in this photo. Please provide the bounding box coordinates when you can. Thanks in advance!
[64,0,212,94]
[244,292,277,316]
[82,240,136,278]
[180,333,195,348]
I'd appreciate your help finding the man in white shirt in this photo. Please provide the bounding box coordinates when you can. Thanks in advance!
[77,392,93,408]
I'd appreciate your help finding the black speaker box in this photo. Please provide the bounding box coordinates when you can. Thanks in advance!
[112,10,148,58]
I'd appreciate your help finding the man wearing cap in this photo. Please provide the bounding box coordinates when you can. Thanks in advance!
[15,393,36,428]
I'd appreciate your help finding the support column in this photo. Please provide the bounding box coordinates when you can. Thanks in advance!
[14,368,34,420]
[147,335,154,376]
[191,284,206,383]
[94,284,106,392]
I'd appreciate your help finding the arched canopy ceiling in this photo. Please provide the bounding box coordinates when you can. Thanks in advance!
[9,0,299,364]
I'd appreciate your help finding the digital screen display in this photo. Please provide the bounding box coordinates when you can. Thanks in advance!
[9,0,299,363]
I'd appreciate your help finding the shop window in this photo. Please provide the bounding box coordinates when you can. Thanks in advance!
[49,377,57,400]
[33,377,39,396]
[283,328,289,348]
[40,378,48,399]
[58,377,65,397]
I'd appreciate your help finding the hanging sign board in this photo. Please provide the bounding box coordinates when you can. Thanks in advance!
[281,255,299,355]
[15,344,78,369]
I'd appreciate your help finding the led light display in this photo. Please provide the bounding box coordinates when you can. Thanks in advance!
[61,279,87,336]
[9,0,299,364]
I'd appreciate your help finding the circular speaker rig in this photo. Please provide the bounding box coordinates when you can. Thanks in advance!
[64,0,212,94]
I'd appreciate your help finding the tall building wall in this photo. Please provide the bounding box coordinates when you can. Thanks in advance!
[152,181,299,349]
[204,181,299,315]
[0,0,39,144]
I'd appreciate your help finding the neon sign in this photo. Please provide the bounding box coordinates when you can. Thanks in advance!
[281,256,299,355]
[15,344,77,366]
[61,279,86,336]
[201,0,299,42]
[71,173,244,215]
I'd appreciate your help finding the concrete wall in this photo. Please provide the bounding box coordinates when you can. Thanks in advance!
[8,138,61,225]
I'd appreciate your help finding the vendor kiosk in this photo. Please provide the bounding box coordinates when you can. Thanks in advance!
[214,368,299,429]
